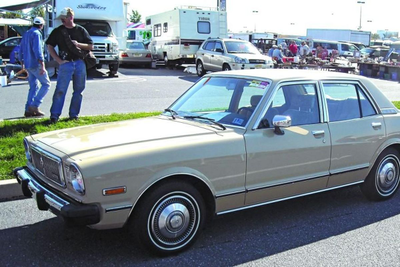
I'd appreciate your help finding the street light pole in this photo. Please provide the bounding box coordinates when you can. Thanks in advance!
[357,1,365,30]
[252,10,258,32]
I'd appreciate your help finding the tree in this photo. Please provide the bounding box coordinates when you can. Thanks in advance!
[129,10,141,23]
[29,6,45,20]
[371,33,380,40]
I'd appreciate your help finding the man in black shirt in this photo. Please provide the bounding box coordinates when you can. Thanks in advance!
[46,7,93,123]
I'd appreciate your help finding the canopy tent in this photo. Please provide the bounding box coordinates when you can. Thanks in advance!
[0,18,31,26]
[0,0,49,11]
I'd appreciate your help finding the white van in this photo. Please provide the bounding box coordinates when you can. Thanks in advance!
[310,39,359,57]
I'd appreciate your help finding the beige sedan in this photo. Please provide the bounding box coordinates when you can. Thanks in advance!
[119,40,152,68]
[15,69,400,255]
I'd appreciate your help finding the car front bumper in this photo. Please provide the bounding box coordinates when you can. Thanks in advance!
[231,63,274,70]
[13,167,100,226]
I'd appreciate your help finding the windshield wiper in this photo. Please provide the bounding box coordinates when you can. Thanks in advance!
[183,115,226,130]
[164,108,177,119]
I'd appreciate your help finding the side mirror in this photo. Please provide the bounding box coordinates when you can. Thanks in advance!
[272,115,291,135]
[215,48,224,53]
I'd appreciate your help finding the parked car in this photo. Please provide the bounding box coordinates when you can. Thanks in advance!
[310,39,359,57]
[0,36,22,59]
[360,45,390,59]
[15,69,400,255]
[195,38,273,76]
[119,40,152,68]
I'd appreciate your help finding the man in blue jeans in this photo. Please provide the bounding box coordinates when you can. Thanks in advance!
[20,17,51,117]
[46,7,93,123]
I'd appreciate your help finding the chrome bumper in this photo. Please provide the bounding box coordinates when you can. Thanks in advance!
[14,167,100,225]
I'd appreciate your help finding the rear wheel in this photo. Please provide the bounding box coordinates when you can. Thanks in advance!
[196,61,206,76]
[360,148,400,201]
[131,181,206,255]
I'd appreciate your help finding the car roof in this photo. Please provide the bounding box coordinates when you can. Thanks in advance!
[0,36,21,44]
[205,69,395,110]
[207,69,359,81]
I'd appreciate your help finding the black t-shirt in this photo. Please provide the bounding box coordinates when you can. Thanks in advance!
[46,24,93,60]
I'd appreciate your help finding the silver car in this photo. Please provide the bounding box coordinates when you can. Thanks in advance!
[15,69,400,255]
[119,40,152,68]
[195,38,274,76]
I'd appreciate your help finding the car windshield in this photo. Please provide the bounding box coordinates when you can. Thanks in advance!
[75,20,113,37]
[127,41,145,50]
[166,76,271,128]
[225,41,260,54]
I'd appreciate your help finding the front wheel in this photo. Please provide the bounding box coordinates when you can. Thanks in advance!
[222,64,231,71]
[360,148,400,201]
[131,181,206,255]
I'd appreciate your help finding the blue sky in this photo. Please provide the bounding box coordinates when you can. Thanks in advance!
[127,0,399,36]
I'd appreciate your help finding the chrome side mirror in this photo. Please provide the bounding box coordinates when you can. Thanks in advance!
[272,115,291,135]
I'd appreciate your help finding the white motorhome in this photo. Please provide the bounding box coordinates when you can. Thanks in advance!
[146,6,227,67]
[50,0,128,76]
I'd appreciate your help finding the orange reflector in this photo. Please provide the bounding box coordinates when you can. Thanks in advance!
[103,187,126,196]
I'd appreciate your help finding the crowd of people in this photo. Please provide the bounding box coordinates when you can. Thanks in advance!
[265,40,337,64]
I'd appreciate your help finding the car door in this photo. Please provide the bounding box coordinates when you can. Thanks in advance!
[322,82,385,187]
[244,82,331,206]
[0,38,20,58]
[200,41,215,70]
[210,40,224,71]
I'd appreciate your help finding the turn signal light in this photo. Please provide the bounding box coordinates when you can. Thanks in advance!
[103,186,127,196]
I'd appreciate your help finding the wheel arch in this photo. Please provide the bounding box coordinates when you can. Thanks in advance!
[128,174,216,225]
[370,141,400,175]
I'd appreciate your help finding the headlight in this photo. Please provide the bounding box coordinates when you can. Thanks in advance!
[23,138,32,163]
[112,42,119,52]
[234,56,247,64]
[66,163,85,195]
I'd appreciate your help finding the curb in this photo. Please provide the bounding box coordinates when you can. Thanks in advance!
[0,179,23,201]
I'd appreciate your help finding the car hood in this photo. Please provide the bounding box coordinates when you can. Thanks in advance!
[233,53,271,60]
[32,116,217,156]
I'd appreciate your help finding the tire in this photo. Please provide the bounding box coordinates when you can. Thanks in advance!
[222,64,231,71]
[164,55,173,69]
[196,61,206,76]
[132,181,206,255]
[360,148,400,201]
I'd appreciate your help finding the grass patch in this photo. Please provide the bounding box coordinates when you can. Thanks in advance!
[0,112,160,181]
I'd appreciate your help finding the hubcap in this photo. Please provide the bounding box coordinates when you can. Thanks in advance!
[377,156,400,195]
[149,193,199,249]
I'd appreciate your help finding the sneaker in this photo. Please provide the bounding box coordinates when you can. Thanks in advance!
[28,106,45,116]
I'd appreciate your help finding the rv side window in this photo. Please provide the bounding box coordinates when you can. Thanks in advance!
[154,23,162,37]
[146,19,151,25]
[198,21,211,34]
[163,23,168,33]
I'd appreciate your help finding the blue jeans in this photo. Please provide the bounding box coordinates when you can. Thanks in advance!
[50,59,86,119]
[25,66,51,111]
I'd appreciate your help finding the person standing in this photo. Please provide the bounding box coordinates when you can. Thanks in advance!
[46,7,93,123]
[289,41,298,57]
[20,17,51,117]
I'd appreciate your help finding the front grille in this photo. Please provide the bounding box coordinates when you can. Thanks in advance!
[93,42,108,53]
[31,147,65,186]
[249,59,266,64]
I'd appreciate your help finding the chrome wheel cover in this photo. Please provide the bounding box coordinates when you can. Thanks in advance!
[376,155,400,196]
[148,192,200,250]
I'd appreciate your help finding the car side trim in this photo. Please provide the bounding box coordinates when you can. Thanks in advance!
[105,205,133,213]
[216,180,364,215]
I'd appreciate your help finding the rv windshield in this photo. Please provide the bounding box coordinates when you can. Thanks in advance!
[75,20,113,37]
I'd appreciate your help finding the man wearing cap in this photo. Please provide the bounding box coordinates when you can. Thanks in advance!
[20,16,51,117]
[46,7,93,123]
